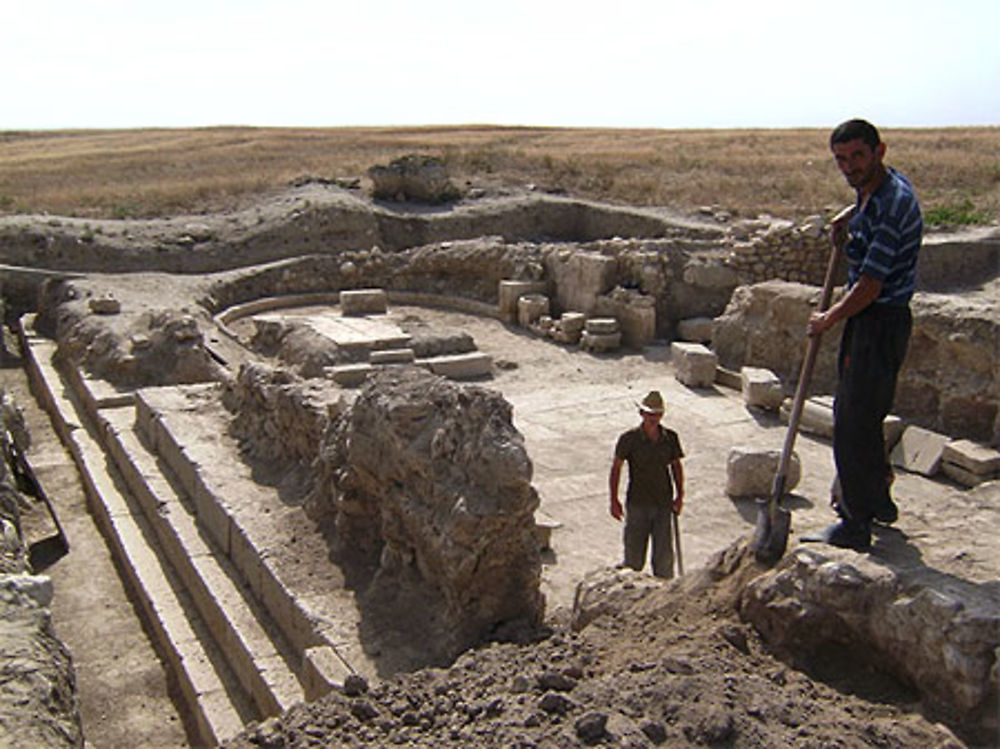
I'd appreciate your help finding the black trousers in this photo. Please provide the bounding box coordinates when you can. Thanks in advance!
[833,303,912,524]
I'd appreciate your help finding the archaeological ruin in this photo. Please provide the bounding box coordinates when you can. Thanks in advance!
[0,171,998,746]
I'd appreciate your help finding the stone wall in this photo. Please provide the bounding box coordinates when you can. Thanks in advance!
[223,362,343,466]
[713,280,1000,445]
[314,369,544,662]
[740,546,999,741]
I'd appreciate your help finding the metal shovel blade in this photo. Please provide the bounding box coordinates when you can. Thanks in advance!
[750,471,791,564]
[750,500,791,564]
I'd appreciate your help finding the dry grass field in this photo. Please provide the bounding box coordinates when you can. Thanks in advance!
[1,126,998,225]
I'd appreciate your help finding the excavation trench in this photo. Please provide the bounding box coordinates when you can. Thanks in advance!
[1,187,998,746]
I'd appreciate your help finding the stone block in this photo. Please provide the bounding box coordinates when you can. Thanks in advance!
[584,317,620,335]
[778,397,902,448]
[671,341,718,388]
[942,439,1000,477]
[741,367,784,410]
[369,348,416,365]
[891,425,950,476]
[781,397,834,439]
[559,312,586,336]
[549,251,618,315]
[726,446,801,498]
[714,366,742,390]
[579,331,621,353]
[424,352,493,380]
[550,313,586,344]
[498,280,547,322]
[677,316,714,343]
[517,294,550,328]
[619,301,656,348]
[325,363,372,387]
[339,288,388,316]
[302,646,353,701]
[941,461,992,488]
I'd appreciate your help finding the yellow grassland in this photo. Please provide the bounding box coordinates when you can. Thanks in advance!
[1,126,997,223]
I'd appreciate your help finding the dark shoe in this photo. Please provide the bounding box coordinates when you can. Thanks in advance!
[873,499,898,525]
[801,520,871,551]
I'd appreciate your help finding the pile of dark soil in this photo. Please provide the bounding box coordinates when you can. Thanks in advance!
[224,543,964,748]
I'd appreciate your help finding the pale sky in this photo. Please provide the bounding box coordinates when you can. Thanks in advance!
[5,0,999,130]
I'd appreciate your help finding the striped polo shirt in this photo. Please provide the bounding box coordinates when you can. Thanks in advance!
[845,166,923,306]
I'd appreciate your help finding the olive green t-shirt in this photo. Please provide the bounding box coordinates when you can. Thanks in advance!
[614,425,684,506]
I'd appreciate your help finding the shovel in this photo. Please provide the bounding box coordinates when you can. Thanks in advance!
[672,511,684,576]
[750,204,853,565]
[3,428,69,569]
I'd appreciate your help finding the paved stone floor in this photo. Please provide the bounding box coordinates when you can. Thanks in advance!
[503,364,840,612]
[401,306,999,615]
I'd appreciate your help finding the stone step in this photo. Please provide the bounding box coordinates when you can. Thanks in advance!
[420,352,493,379]
[99,405,306,717]
[20,330,253,747]
[132,385,369,684]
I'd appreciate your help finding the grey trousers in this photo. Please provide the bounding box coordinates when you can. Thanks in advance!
[623,502,674,578]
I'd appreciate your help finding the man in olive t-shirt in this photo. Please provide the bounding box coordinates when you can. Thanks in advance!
[609,391,685,578]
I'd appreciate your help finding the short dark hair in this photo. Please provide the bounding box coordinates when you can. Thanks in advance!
[830,119,881,149]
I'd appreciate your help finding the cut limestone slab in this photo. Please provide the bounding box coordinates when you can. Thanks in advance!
[941,461,992,488]
[369,348,416,365]
[714,366,742,391]
[579,331,621,353]
[326,363,372,387]
[726,446,801,498]
[671,341,718,389]
[741,367,784,410]
[340,288,388,316]
[891,425,950,476]
[584,317,620,335]
[423,352,493,379]
[942,439,1000,477]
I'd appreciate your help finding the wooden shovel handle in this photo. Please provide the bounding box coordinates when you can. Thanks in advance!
[770,204,853,512]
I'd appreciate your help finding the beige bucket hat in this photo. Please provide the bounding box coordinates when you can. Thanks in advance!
[638,390,665,414]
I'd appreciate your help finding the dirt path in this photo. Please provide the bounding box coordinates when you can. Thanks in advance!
[0,355,190,748]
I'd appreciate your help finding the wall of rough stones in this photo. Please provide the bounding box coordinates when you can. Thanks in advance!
[223,362,343,466]
[713,280,1000,445]
[739,545,999,742]
[311,369,544,663]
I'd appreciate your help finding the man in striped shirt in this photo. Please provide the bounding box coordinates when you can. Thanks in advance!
[805,118,923,551]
